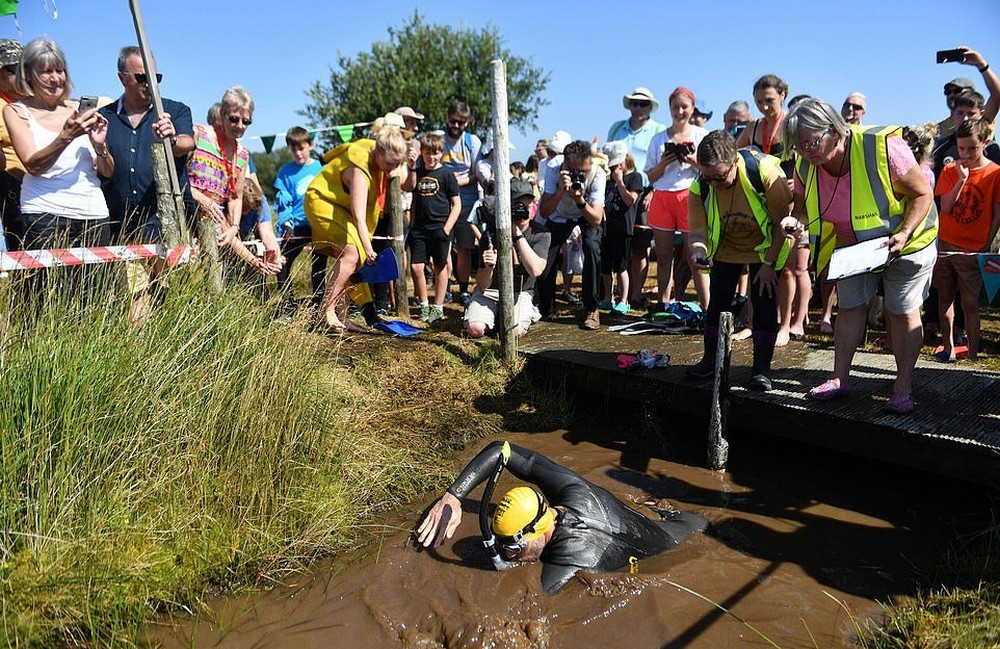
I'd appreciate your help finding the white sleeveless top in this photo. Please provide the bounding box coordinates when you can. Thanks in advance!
[16,102,109,219]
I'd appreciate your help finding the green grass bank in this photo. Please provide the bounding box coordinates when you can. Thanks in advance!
[0,270,567,647]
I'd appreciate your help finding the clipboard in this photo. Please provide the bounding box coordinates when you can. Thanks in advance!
[827,236,891,281]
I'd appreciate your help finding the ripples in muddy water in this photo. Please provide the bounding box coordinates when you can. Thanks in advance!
[146,422,990,649]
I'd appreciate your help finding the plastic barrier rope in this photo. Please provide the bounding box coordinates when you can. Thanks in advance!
[0,244,192,272]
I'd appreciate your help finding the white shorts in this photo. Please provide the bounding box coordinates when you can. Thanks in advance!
[463,289,540,333]
[836,242,936,314]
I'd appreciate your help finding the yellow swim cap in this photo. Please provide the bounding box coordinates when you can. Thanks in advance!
[492,486,555,544]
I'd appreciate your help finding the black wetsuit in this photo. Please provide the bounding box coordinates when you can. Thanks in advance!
[447,442,708,593]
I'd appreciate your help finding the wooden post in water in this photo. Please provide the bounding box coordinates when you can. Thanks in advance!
[128,0,188,247]
[490,59,516,363]
[387,176,407,312]
[707,311,733,470]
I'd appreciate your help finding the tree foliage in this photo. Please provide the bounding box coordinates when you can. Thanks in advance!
[301,12,549,147]
[251,148,293,202]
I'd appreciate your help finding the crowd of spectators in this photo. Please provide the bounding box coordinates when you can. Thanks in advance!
[0,37,997,414]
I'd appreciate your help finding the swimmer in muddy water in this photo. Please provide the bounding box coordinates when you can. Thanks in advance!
[416,441,708,593]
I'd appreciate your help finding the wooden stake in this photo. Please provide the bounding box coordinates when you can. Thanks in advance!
[490,59,515,363]
[707,311,733,470]
[128,0,188,247]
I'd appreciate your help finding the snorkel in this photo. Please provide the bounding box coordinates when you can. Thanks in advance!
[480,441,515,570]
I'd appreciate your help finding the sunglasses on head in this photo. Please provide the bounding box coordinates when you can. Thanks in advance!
[126,72,163,84]
[227,114,252,127]
[944,86,964,95]
[843,102,864,111]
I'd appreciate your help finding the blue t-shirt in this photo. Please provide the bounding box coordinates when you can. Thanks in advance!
[240,196,272,239]
[274,159,322,232]
[442,131,482,207]
[607,118,665,186]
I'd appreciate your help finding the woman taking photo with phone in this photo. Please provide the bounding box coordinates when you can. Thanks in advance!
[644,87,709,308]
[3,38,113,254]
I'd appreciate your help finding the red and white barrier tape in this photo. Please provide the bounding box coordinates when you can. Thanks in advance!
[0,244,192,273]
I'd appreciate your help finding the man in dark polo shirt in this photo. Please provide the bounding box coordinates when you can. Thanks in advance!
[100,46,195,323]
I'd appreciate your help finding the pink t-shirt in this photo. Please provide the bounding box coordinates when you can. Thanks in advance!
[795,136,917,246]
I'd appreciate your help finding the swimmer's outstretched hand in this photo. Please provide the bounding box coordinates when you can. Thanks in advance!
[416,492,462,548]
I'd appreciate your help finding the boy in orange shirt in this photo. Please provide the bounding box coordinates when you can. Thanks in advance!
[934,118,1000,361]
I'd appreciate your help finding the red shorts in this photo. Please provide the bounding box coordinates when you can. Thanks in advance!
[647,189,690,231]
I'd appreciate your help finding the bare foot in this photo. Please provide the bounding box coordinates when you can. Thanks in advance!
[775,329,790,347]
[733,327,753,341]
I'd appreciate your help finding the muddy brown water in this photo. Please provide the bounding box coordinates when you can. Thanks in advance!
[146,420,989,649]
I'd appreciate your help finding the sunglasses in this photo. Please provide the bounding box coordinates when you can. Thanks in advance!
[629,100,652,108]
[1,65,15,75]
[447,118,467,126]
[227,114,252,127]
[126,72,163,84]
[944,86,964,95]
[843,102,864,112]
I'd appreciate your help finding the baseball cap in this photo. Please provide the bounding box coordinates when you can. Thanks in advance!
[394,106,424,120]
[692,100,713,119]
[623,86,659,112]
[510,178,534,202]
[945,77,975,91]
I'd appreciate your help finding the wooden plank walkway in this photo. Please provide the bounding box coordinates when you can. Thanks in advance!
[518,317,1000,488]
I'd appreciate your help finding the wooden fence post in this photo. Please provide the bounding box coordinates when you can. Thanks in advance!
[490,59,515,363]
[387,176,407,312]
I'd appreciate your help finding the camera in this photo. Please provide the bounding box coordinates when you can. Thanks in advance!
[568,168,586,192]
[664,141,695,160]
[512,200,530,221]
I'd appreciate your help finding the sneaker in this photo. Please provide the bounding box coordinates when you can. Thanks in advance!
[807,379,851,401]
[747,374,772,391]
[885,391,914,414]
[426,305,444,324]
[598,299,613,310]
[582,309,600,330]
[459,291,473,306]
[419,304,431,322]
[612,301,631,315]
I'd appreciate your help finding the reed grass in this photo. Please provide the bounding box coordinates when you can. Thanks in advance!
[0,267,553,646]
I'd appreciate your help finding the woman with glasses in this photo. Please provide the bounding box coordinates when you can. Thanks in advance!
[188,86,278,280]
[686,130,791,391]
[3,38,113,257]
[780,98,938,414]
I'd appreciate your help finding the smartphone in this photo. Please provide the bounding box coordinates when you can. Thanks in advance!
[936,49,965,64]
[78,95,99,112]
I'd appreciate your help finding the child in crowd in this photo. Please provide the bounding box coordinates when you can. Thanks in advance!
[599,141,643,314]
[233,177,282,277]
[934,118,1000,361]
[409,132,461,323]
[274,127,325,318]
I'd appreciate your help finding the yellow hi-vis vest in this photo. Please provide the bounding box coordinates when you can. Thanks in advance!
[795,124,938,273]
[690,148,790,270]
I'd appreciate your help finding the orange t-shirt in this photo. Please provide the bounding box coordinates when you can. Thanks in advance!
[935,160,1000,251]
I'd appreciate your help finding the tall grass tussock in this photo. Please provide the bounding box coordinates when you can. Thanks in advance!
[0,267,561,646]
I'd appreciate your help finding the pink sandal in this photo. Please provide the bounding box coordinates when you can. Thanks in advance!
[885,391,915,414]
[807,379,851,401]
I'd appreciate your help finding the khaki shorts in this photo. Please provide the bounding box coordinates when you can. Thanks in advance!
[836,243,936,314]
[125,257,167,295]
[933,253,983,299]
[463,289,540,334]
